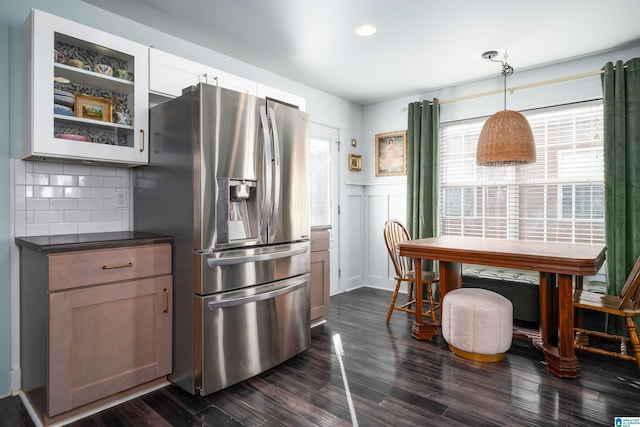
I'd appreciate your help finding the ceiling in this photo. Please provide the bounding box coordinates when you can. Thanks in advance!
[82,0,640,106]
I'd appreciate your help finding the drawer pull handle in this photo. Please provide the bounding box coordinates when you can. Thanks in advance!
[102,262,133,270]
[164,288,169,313]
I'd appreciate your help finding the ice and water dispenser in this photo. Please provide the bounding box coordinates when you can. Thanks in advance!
[217,178,257,244]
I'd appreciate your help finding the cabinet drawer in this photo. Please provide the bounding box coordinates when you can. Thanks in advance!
[310,229,330,252]
[48,244,172,291]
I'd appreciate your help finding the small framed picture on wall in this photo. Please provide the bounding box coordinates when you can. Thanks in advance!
[349,154,362,171]
[375,130,407,177]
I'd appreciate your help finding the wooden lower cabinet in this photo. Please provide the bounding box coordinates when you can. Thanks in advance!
[48,276,172,416]
[15,232,173,424]
[310,227,330,324]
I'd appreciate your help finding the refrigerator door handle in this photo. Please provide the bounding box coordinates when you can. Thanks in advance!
[206,244,308,267]
[207,278,308,309]
[268,106,281,241]
[259,106,273,242]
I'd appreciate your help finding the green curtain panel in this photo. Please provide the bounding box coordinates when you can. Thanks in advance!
[406,99,440,240]
[602,58,640,331]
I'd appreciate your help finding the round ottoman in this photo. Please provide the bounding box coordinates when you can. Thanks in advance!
[442,288,513,362]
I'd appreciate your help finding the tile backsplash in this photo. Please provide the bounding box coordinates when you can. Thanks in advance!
[13,160,131,237]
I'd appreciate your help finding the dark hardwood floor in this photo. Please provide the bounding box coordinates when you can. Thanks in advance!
[2,287,640,426]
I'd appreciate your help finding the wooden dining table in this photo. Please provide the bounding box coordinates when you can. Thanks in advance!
[398,236,606,378]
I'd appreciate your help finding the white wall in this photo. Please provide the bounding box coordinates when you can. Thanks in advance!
[0,11,11,398]
[0,0,364,397]
[359,46,640,294]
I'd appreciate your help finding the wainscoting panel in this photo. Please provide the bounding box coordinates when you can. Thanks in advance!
[367,194,390,281]
[364,184,407,290]
[345,194,363,282]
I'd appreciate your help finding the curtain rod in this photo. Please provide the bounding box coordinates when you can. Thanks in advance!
[401,65,627,111]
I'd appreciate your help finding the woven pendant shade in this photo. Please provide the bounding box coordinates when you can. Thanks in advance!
[476,109,536,166]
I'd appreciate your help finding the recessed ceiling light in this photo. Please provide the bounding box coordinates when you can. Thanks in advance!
[354,24,377,37]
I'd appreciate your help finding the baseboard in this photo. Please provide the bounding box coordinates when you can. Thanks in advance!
[20,378,169,427]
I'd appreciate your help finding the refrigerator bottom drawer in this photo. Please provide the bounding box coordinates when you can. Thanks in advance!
[197,275,310,396]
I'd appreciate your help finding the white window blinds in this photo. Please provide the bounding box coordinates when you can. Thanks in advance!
[439,101,604,244]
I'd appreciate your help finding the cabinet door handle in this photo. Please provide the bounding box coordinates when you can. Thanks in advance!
[101,262,133,270]
[163,288,169,313]
[139,129,145,152]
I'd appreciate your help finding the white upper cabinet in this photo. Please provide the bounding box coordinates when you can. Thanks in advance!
[149,48,257,98]
[22,9,149,166]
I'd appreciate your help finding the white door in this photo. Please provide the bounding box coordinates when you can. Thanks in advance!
[310,123,340,294]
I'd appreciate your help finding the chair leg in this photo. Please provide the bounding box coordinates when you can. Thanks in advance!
[408,283,414,303]
[625,317,640,371]
[425,282,437,322]
[386,279,402,324]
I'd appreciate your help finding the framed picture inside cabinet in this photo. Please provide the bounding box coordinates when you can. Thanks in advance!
[75,94,112,123]
[375,130,407,176]
[349,154,362,171]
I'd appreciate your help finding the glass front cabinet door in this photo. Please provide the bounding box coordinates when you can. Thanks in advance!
[22,9,149,166]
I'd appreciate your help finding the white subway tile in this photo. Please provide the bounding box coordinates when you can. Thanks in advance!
[13,215,27,237]
[103,221,124,232]
[119,170,130,187]
[14,161,133,241]
[78,175,104,187]
[14,214,26,237]
[103,176,125,188]
[50,223,79,235]
[33,186,64,198]
[65,210,92,222]
[14,160,26,185]
[26,223,50,236]
[26,173,49,185]
[63,164,92,175]
[78,222,105,234]
[92,187,117,198]
[14,185,26,211]
[33,162,63,174]
[91,210,117,222]
[26,198,49,211]
[103,198,117,209]
[79,199,104,210]
[34,211,65,224]
[64,187,92,198]
[91,166,116,177]
[50,174,76,186]
[50,198,78,210]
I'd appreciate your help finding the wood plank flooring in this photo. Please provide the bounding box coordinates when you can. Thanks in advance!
[2,287,640,426]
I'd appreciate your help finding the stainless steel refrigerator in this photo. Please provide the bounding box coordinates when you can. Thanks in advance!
[134,83,311,396]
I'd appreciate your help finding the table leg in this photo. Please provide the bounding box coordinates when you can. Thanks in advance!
[439,261,462,296]
[411,258,442,341]
[535,273,580,378]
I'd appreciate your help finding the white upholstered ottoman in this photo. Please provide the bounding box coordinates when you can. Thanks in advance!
[442,288,513,362]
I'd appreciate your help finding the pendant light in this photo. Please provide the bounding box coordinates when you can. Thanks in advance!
[476,51,536,166]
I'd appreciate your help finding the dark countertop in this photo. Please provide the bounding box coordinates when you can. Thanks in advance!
[15,231,173,254]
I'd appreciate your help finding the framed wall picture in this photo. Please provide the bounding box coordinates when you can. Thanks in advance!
[75,94,112,123]
[375,130,407,176]
[349,154,362,171]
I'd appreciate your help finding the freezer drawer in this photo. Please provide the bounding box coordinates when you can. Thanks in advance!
[196,241,310,294]
[196,274,310,396]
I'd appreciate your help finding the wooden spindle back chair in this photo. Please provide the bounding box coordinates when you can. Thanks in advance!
[383,219,439,324]
[573,255,640,370]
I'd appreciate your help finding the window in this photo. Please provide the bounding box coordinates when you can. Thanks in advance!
[439,101,604,244]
